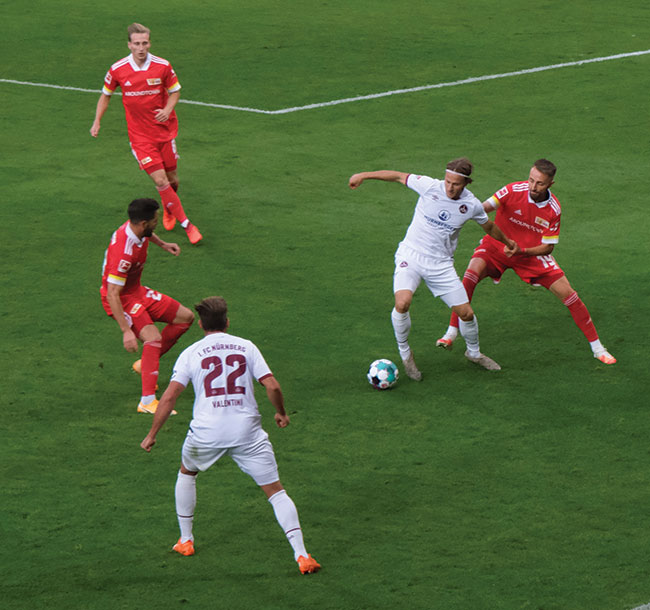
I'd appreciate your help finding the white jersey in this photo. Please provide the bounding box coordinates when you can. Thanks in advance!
[400,174,488,261]
[171,331,273,447]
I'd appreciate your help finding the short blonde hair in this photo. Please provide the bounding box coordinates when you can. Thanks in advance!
[127,23,150,41]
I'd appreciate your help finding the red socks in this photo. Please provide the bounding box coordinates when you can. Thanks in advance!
[158,184,188,224]
[141,340,161,396]
[563,291,598,342]
[450,269,480,329]
[161,322,192,356]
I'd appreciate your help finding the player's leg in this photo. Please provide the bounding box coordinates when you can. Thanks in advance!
[173,462,198,555]
[443,293,500,371]
[548,276,616,364]
[234,437,320,573]
[161,168,180,230]
[158,302,195,356]
[438,257,489,349]
[136,323,164,412]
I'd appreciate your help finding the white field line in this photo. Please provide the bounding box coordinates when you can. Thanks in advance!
[2,49,649,115]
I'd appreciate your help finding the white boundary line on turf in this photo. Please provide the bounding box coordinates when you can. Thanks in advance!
[2,49,649,115]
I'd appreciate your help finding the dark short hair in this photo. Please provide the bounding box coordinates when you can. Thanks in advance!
[533,159,557,178]
[446,157,473,184]
[127,198,159,222]
[195,296,228,331]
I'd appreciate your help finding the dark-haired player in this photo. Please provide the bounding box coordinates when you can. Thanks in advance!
[101,197,194,413]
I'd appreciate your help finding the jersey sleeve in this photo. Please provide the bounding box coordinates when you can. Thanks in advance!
[472,202,490,225]
[248,342,273,382]
[102,68,118,96]
[486,184,512,210]
[541,211,561,244]
[104,233,133,287]
[405,174,437,197]
[165,64,181,94]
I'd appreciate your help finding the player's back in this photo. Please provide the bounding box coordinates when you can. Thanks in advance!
[174,332,273,447]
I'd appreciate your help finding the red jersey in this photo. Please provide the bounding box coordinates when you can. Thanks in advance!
[101,221,150,300]
[102,53,181,143]
[483,181,561,250]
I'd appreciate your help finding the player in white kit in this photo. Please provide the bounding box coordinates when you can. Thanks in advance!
[141,296,320,574]
[349,158,518,379]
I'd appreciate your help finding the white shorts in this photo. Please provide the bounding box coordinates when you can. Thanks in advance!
[393,243,468,307]
[181,429,280,486]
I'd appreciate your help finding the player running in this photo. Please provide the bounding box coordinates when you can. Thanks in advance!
[437,159,616,365]
[90,23,202,245]
[101,198,194,414]
[140,296,321,575]
[349,158,519,379]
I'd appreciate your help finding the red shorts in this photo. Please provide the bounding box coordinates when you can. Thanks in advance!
[102,285,181,336]
[471,237,565,289]
[130,139,179,174]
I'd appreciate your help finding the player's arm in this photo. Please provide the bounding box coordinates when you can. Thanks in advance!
[519,243,555,257]
[260,375,289,428]
[349,171,409,189]
[141,381,186,452]
[149,232,180,256]
[106,282,139,352]
[90,93,111,137]
[155,90,181,123]
[480,220,520,256]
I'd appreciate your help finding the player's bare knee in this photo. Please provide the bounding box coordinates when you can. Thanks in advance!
[176,306,195,325]
[456,304,474,322]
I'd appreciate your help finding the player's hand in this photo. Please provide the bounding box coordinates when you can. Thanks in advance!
[163,242,181,256]
[275,413,290,428]
[90,122,100,137]
[123,329,139,352]
[348,174,364,189]
[154,108,170,123]
[141,435,156,452]
[504,239,520,258]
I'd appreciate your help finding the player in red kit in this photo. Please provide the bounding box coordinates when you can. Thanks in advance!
[101,197,195,413]
[90,23,202,245]
[436,159,616,365]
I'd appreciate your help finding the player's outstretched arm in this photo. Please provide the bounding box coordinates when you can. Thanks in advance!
[141,381,186,452]
[349,171,409,189]
[260,375,289,428]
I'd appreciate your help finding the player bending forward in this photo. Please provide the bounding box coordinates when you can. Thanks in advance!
[101,197,194,413]
[437,159,616,365]
[349,158,518,379]
[140,296,321,575]
[90,23,202,245]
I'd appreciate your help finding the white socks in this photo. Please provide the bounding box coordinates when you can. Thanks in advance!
[459,315,480,357]
[175,471,197,543]
[391,308,412,360]
[268,490,308,560]
[589,339,605,354]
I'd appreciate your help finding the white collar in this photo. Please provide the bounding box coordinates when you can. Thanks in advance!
[528,190,551,208]
[126,222,146,246]
[128,53,152,71]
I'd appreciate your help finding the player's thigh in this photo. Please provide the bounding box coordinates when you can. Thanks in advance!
[393,251,422,296]
[161,139,179,173]
[181,432,228,472]
[229,435,280,487]
[130,141,165,174]
[120,295,156,337]
[142,287,183,324]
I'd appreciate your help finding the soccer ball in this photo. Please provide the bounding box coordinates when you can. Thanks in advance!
[367,359,399,390]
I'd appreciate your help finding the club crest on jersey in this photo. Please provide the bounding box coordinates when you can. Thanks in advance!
[147,78,162,85]
[400,261,409,268]
[459,204,468,214]
[535,216,550,228]
[118,259,132,273]
[438,210,451,221]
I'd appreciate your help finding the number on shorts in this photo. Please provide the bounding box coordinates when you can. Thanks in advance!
[145,289,163,301]
[202,355,247,397]
[538,254,559,269]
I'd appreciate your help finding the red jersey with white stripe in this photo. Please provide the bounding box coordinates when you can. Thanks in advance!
[102,53,181,143]
[483,181,561,250]
[100,221,149,299]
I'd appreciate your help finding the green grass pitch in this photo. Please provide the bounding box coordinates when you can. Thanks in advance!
[2,1,649,609]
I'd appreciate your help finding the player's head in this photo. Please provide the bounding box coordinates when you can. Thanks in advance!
[128,198,159,236]
[127,23,151,62]
[195,296,229,332]
[529,159,556,202]
[444,157,473,200]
